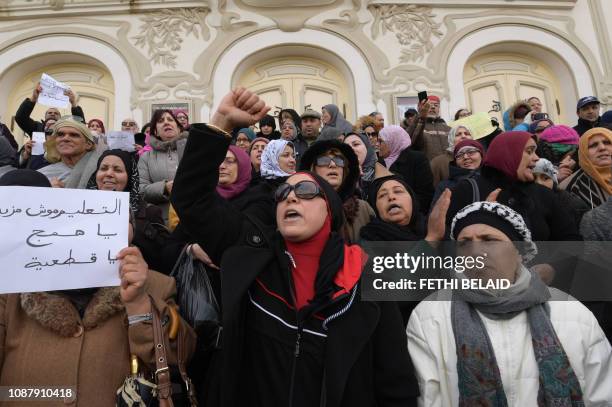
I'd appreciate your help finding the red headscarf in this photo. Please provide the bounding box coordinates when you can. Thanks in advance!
[483,131,534,181]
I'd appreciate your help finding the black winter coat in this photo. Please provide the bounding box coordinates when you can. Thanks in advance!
[171,124,419,407]
[15,98,86,136]
[389,148,434,214]
[431,164,479,208]
[446,166,581,241]
[573,117,601,137]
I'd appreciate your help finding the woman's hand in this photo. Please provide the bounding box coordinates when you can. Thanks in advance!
[211,88,271,133]
[426,189,451,242]
[50,177,65,188]
[118,246,151,314]
[189,243,220,270]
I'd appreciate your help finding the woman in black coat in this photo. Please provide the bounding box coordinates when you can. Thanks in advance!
[171,88,419,407]
[445,131,580,242]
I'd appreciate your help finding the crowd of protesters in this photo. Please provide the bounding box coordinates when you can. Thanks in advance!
[0,82,611,406]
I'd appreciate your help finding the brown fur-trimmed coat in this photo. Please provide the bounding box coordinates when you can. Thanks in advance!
[0,271,196,407]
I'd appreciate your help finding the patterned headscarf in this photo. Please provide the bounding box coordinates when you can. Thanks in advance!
[260,139,295,179]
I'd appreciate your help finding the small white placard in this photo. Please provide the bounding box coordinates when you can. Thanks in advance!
[107,131,136,152]
[32,132,46,156]
[38,73,70,109]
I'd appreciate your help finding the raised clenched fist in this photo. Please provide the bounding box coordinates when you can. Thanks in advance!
[211,87,271,133]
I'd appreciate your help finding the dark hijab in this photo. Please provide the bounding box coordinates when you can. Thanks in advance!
[86,149,140,212]
[361,175,425,241]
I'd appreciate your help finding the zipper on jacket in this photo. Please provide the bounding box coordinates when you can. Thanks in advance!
[285,250,302,407]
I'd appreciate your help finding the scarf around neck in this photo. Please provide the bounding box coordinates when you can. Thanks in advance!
[148,131,188,152]
[452,265,583,406]
[216,145,252,200]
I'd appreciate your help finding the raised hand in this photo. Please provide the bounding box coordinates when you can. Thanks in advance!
[31,82,43,103]
[118,246,151,314]
[211,87,270,133]
[426,188,452,242]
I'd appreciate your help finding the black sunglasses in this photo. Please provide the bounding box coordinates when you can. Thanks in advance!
[315,156,345,168]
[365,131,378,137]
[275,180,324,203]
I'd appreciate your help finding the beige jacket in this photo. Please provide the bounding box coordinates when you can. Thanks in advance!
[0,271,196,407]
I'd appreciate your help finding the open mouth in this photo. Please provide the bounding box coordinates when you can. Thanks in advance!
[387,203,402,215]
[283,209,302,220]
[326,171,339,178]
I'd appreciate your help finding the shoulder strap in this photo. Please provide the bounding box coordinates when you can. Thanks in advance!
[467,177,481,203]
[152,304,173,405]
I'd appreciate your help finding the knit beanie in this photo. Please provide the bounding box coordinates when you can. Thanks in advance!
[450,201,538,262]
[533,158,558,187]
[539,125,579,145]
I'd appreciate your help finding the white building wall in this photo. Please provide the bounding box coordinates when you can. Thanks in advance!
[0,0,609,132]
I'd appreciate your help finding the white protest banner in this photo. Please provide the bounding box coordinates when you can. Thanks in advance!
[448,112,497,140]
[38,73,70,109]
[32,132,46,156]
[0,187,129,294]
[107,131,136,152]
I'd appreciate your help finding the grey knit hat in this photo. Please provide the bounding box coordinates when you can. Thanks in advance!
[533,158,558,187]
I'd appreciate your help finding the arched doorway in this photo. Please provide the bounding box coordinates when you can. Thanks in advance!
[236,55,353,126]
[211,29,376,122]
[446,26,595,123]
[5,56,115,143]
[464,51,564,124]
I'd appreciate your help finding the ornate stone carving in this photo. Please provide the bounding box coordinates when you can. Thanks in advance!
[132,7,210,68]
[368,4,443,63]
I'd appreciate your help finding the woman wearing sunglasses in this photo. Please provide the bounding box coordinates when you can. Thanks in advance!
[299,139,375,243]
[171,88,419,406]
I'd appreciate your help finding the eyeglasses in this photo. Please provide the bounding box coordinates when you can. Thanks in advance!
[275,180,324,203]
[365,132,378,137]
[455,149,480,160]
[315,156,345,168]
[122,121,137,127]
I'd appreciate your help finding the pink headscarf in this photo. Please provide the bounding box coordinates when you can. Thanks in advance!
[379,125,412,167]
[216,145,252,200]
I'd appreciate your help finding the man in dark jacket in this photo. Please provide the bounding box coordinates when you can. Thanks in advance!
[573,96,601,136]
[407,95,451,160]
[15,82,86,137]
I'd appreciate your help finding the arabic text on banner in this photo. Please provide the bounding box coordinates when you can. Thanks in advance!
[0,187,129,294]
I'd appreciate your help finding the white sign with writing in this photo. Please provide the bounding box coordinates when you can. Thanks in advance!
[107,131,136,152]
[32,132,46,156]
[38,73,70,109]
[0,187,129,294]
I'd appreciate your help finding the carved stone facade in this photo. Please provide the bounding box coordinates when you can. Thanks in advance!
[0,0,609,135]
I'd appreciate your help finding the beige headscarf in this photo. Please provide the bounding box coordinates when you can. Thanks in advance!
[44,118,95,164]
[579,127,612,195]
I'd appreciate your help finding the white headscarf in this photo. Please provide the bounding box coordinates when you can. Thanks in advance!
[260,139,295,179]
[447,125,474,152]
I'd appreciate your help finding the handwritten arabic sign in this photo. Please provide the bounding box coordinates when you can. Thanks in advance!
[0,187,128,294]
[38,73,70,109]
